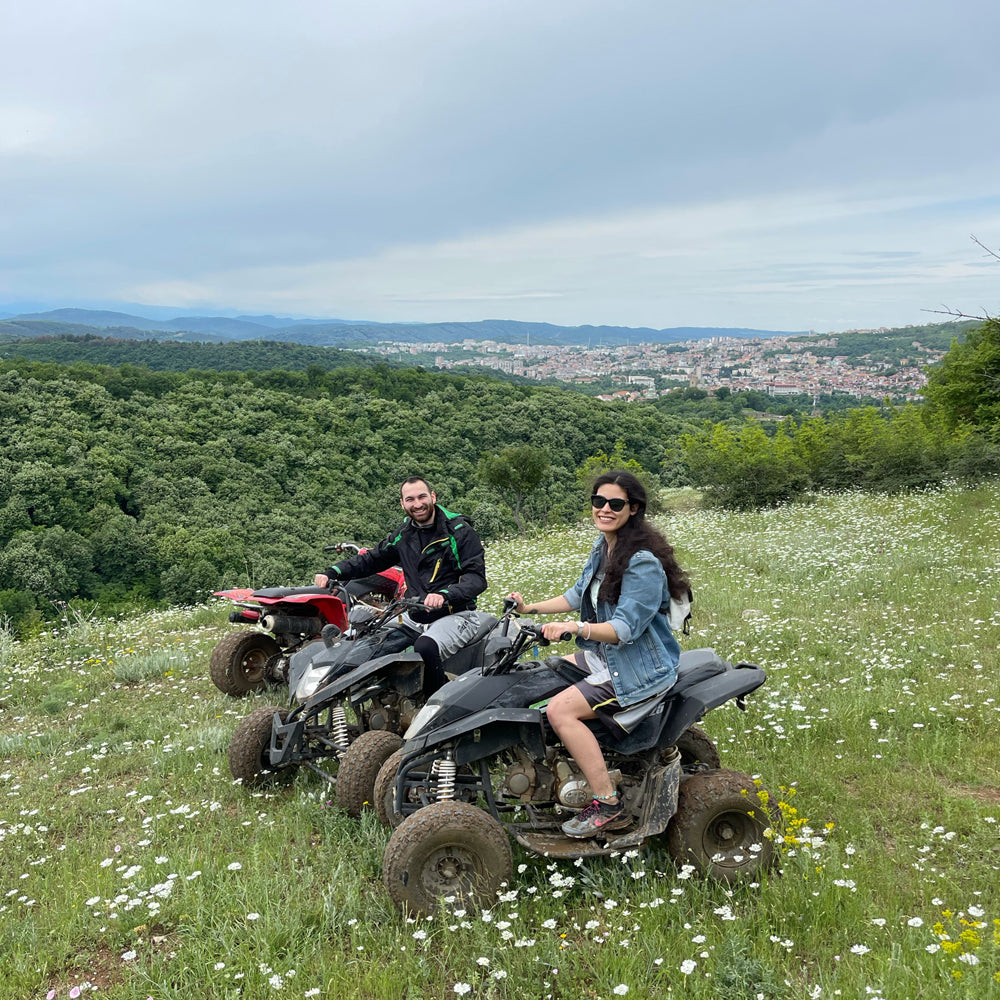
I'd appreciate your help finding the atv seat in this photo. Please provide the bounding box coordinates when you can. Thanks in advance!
[666,647,729,695]
[583,648,731,753]
[440,615,501,677]
[252,586,332,599]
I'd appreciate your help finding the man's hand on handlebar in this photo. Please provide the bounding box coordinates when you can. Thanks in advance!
[423,593,445,610]
[314,573,331,588]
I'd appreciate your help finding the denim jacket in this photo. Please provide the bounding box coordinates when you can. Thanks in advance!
[561,537,680,706]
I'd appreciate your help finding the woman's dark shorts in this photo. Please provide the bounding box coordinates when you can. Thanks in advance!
[571,651,662,735]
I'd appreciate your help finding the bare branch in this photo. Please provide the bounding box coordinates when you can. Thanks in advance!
[920,235,997,322]
[922,305,995,321]
[971,234,1000,262]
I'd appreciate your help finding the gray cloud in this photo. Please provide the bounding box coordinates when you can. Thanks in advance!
[2,0,999,330]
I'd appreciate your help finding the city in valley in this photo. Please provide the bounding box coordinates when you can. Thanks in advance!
[365,330,946,404]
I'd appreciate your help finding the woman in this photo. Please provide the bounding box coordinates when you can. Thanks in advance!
[509,470,689,839]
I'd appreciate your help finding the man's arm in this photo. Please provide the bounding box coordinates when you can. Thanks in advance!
[437,520,487,605]
[319,534,400,586]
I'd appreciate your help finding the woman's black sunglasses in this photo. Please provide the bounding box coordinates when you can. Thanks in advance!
[591,494,629,512]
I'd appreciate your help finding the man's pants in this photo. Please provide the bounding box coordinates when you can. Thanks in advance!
[410,611,495,695]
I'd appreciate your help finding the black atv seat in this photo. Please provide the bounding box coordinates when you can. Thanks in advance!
[587,649,730,753]
[252,586,331,599]
[440,615,502,676]
[669,648,728,693]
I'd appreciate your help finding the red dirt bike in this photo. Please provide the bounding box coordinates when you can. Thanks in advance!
[209,543,405,696]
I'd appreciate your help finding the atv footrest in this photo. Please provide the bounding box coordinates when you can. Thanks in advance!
[512,828,650,858]
[511,756,682,857]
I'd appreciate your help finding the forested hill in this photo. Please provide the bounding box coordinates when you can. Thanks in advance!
[3,319,992,635]
[0,334,434,375]
[0,357,688,630]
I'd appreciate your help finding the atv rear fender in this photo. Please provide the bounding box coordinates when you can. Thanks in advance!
[658,663,766,748]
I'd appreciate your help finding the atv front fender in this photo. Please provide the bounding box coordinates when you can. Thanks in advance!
[405,706,546,765]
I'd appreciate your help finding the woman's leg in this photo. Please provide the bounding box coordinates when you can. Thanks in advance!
[545,685,617,801]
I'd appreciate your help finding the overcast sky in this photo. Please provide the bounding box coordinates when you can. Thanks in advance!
[3,0,999,332]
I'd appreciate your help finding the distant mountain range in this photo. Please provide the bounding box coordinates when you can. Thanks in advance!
[0,306,806,347]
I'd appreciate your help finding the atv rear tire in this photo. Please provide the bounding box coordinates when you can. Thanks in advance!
[383,800,512,916]
[336,730,404,817]
[666,768,776,882]
[211,631,282,696]
[675,725,721,772]
[228,705,293,787]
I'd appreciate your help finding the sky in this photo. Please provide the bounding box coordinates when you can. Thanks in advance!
[3,0,1000,334]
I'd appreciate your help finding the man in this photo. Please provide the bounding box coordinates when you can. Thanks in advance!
[315,476,489,693]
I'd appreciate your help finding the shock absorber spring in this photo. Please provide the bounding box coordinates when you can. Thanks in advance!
[330,705,350,751]
[432,753,457,802]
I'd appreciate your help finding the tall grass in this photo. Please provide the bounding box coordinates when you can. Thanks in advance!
[1,483,998,999]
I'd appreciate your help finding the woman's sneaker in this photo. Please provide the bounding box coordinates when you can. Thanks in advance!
[561,796,629,838]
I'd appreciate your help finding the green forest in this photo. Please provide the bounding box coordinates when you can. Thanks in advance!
[1,317,997,635]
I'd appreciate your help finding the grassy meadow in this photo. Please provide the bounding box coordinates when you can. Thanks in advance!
[1,482,999,999]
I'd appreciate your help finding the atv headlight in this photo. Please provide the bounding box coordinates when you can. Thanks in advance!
[404,702,446,740]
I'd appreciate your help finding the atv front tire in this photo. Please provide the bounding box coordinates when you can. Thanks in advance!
[383,801,512,916]
[666,768,776,882]
[374,747,412,828]
[336,730,404,817]
[210,631,282,696]
[228,705,294,788]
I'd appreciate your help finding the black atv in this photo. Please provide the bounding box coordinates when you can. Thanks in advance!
[226,598,512,812]
[376,613,774,914]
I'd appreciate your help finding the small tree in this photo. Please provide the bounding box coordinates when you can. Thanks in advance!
[576,442,663,515]
[477,445,550,534]
[923,317,1000,434]
[682,421,808,510]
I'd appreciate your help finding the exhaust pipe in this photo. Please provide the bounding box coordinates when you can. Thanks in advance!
[261,614,323,635]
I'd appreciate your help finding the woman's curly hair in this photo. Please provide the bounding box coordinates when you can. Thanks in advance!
[592,470,690,603]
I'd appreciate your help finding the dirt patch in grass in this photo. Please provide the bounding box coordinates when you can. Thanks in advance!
[43,925,179,997]
[945,781,1000,805]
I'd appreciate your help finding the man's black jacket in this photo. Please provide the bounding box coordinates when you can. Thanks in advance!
[325,506,487,622]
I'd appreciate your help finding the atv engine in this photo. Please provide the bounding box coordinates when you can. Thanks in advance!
[499,749,622,809]
[362,688,420,732]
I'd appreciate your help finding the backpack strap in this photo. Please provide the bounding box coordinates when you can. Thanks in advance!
[662,586,693,635]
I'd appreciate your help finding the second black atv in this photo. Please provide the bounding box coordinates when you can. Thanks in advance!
[226,598,514,808]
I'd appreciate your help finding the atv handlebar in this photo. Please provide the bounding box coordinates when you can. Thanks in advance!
[502,596,572,642]
[482,618,575,677]
[323,541,364,555]
[512,621,573,644]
